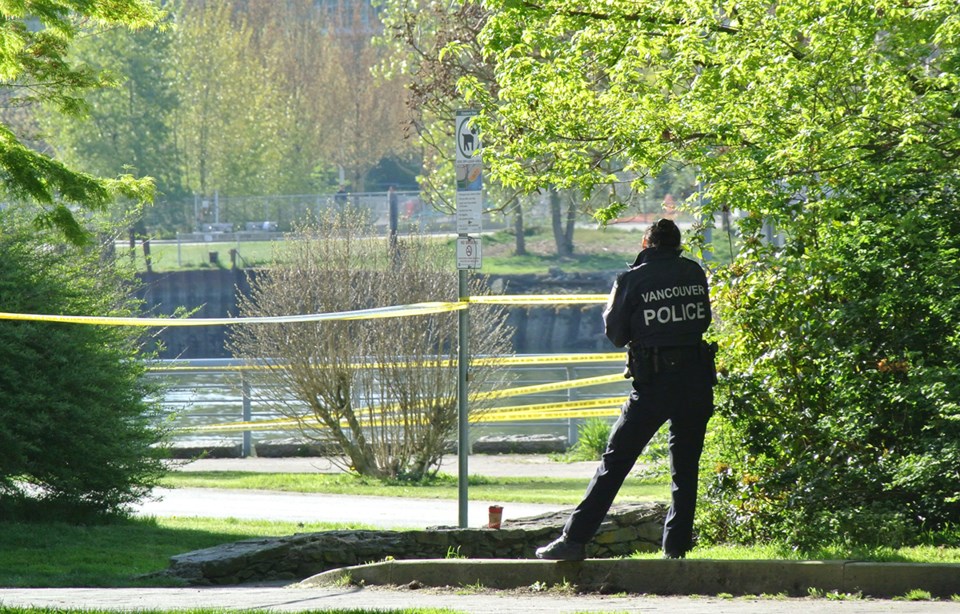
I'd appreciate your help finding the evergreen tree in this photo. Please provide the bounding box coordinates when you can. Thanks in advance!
[0,223,166,521]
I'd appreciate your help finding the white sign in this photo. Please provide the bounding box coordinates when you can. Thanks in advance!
[455,109,483,235]
[456,191,483,234]
[455,110,480,162]
[456,236,482,270]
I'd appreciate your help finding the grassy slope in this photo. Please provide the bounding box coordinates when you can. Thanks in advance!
[1,512,957,589]
[133,226,735,273]
[0,516,374,588]
[158,472,669,505]
[4,466,957,589]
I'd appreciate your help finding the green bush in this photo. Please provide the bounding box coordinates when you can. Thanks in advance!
[558,415,670,470]
[0,226,167,522]
[698,185,960,548]
[566,417,612,461]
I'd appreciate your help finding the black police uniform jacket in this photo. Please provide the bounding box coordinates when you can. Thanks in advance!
[603,247,711,349]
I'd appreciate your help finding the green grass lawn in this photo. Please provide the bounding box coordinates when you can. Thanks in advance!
[630,542,960,564]
[0,516,375,588]
[0,470,669,588]
[132,240,279,271]
[158,471,669,505]
[2,512,957,590]
[132,226,736,274]
[1,464,957,589]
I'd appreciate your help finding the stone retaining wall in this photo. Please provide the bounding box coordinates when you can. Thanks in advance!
[471,435,567,454]
[153,503,666,585]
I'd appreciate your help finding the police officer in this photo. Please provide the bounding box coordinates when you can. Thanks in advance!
[536,218,716,561]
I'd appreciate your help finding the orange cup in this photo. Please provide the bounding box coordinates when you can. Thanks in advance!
[488,504,503,529]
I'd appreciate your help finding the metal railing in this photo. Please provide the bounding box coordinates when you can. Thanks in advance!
[181,190,512,237]
[148,357,625,457]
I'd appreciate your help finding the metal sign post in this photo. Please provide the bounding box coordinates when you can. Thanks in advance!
[457,268,469,528]
[455,110,482,528]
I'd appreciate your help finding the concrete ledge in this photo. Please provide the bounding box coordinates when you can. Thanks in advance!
[843,562,960,598]
[472,435,567,455]
[298,558,960,599]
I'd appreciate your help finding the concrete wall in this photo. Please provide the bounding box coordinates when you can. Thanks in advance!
[137,269,254,358]
[137,270,619,359]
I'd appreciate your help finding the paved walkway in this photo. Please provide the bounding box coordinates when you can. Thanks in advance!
[1,586,957,613]
[142,454,595,528]
[135,487,568,528]
[169,453,604,479]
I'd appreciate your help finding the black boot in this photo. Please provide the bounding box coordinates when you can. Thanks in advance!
[535,535,586,561]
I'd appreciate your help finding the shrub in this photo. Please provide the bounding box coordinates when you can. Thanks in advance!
[562,417,612,462]
[698,184,960,548]
[0,226,167,522]
[229,209,513,481]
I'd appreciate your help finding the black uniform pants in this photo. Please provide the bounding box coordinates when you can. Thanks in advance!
[562,346,714,556]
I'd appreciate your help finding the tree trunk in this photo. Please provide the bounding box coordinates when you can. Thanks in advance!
[564,194,576,254]
[513,200,527,256]
[549,188,574,257]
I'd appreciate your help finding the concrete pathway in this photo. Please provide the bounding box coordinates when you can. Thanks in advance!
[140,454,590,528]
[1,586,957,613]
[134,487,567,529]
[140,454,592,528]
[168,453,604,479]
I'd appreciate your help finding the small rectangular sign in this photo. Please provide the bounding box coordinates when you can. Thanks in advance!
[456,236,482,270]
[456,191,483,234]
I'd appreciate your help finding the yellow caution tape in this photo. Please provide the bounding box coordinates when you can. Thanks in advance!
[0,301,465,327]
[182,372,625,430]
[481,407,622,422]
[483,396,624,416]
[0,294,611,327]
[476,373,624,400]
[475,353,624,366]
[147,364,254,372]
[181,395,627,434]
[469,294,608,305]
[185,418,301,433]
[147,353,625,372]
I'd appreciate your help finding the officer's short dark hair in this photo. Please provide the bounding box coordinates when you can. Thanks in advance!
[645,218,681,248]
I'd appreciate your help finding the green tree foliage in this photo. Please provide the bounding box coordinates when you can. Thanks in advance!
[241,0,330,194]
[379,1,595,256]
[38,19,186,231]
[172,0,412,201]
[0,223,167,522]
[174,0,278,198]
[312,1,412,193]
[701,186,960,547]
[474,1,960,213]
[0,0,159,243]
[471,1,960,544]
[378,0,485,200]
